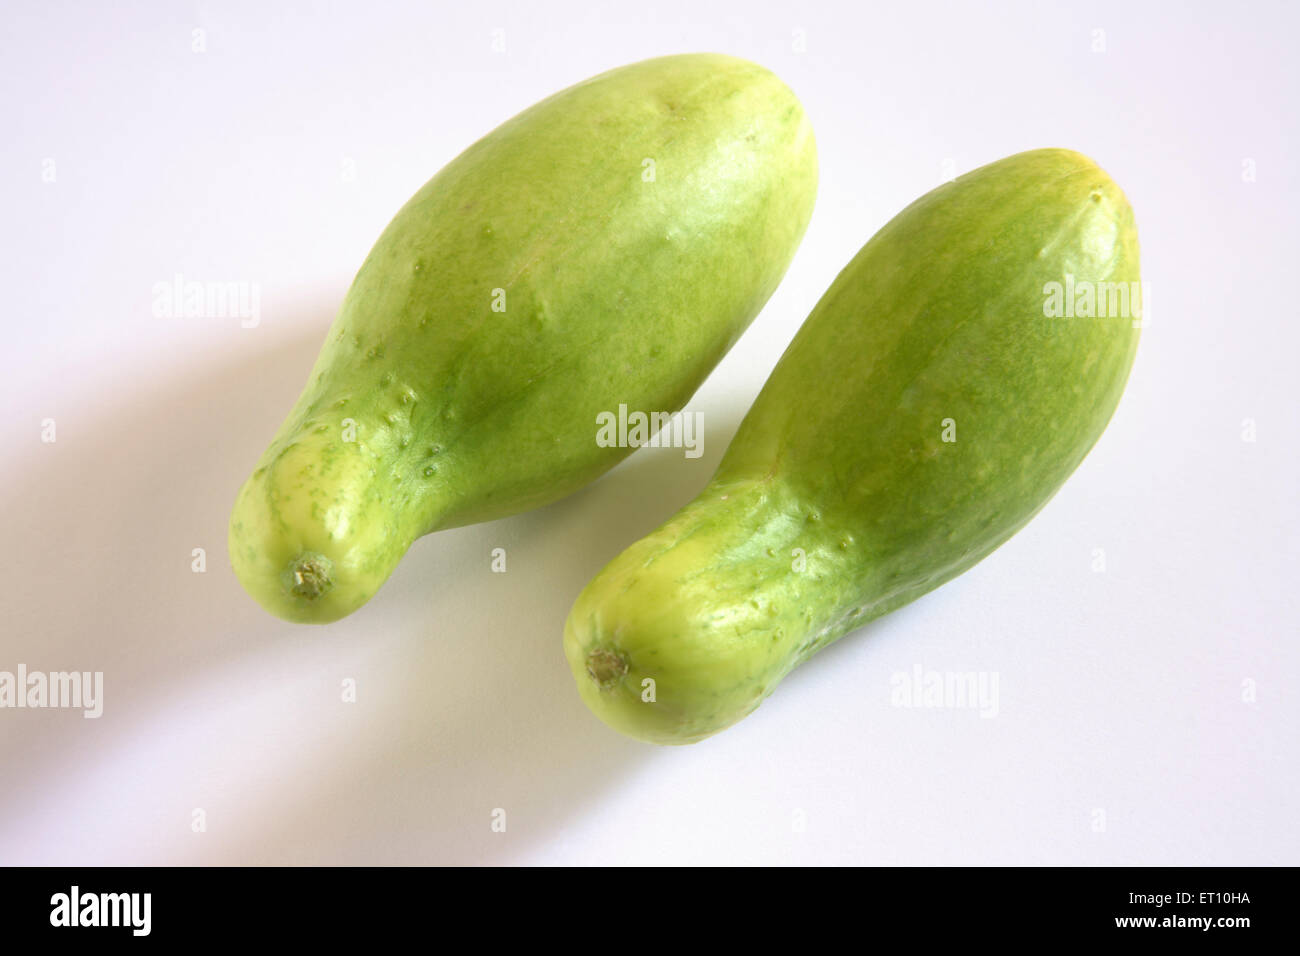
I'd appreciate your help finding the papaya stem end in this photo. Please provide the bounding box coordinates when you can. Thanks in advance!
[586,647,628,690]
[282,552,335,601]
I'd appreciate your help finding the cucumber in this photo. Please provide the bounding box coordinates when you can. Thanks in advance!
[229,54,817,623]
[564,148,1142,744]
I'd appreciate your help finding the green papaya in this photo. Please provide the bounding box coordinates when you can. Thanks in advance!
[564,148,1142,744]
[229,54,817,623]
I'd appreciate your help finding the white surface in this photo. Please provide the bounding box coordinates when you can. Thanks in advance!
[1,0,1296,865]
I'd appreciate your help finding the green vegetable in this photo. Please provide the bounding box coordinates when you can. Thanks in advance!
[229,54,818,623]
[564,148,1142,744]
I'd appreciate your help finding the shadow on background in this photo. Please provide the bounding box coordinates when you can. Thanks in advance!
[0,298,744,864]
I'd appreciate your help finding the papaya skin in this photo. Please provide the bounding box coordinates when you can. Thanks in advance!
[565,148,1142,744]
[228,54,818,623]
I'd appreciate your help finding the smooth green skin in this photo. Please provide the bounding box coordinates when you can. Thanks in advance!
[565,148,1142,744]
[229,54,817,623]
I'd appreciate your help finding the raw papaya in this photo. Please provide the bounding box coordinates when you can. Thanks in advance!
[229,54,818,623]
[564,148,1142,743]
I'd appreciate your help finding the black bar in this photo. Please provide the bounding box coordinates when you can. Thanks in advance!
[0,866,1286,942]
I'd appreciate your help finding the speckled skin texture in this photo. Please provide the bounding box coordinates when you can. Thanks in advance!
[565,149,1142,744]
[228,54,819,623]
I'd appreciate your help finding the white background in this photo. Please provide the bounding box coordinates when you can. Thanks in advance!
[1,0,1296,865]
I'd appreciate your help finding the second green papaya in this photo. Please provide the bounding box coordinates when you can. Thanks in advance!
[229,54,818,623]
[565,148,1142,744]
